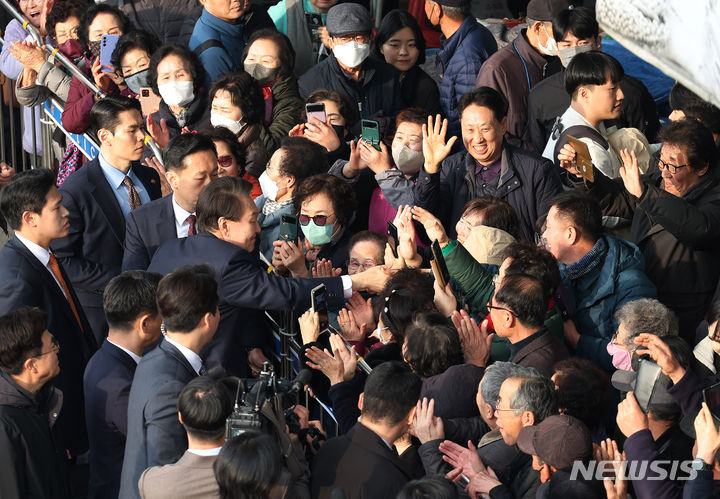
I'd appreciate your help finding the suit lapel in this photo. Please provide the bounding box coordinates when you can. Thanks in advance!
[512,331,551,364]
[134,163,162,200]
[351,424,411,479]
[159,338,199,379]
[86,160,126,244]
[102,339,138,371]
[154,195,178,242]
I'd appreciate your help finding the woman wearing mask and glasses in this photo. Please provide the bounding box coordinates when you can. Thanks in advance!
[145,44,210,148]
[207,71,270,179]
[202,126,262,199]
[242,29,303,155]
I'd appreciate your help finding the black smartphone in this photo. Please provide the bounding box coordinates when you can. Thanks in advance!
[277,214,298,242]
[361,119,381,150]
[634,359,663,413]
[703,381,720,422]
[311,284,329,333]
[430,239,450,288]
[387,221,399,259]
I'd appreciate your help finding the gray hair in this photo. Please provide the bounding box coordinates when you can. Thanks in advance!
[508,373,558,423]
[615,298,678,348]
[481,362,536,410]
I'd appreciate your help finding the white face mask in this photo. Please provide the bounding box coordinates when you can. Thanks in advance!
[333,41,370,68]
[558,44,594,68]
[211,112,245,135]
[538,24,558,56]
[258,171,283,201]
[158,81,195,107]
[391,144,424,175]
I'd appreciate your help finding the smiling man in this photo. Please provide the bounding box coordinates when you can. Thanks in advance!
[413,86,563,241]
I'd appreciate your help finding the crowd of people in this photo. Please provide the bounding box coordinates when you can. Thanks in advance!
[0,0,720,498]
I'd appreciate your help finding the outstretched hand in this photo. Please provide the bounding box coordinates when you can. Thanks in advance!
[422,114,456,174]
[619,148,644,198]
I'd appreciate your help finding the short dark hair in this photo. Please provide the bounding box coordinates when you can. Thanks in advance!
[242,29,296,79]
[293,174,357,228]
[458,87,508,122]
[304,89,358,129]
[209,71,265,126]
[0,169,56,231]
[438,1,470,21]
[658,119,716,172]
[156,264,219,333]
[397,476,459,499]
[374,269,436,342]
[147,44,206,94]
[565,51,624,96]
[552,6,598,43]
[462,195,520,239]
[372,9,426,65]
[669,83,720,135]
[201,126,247,176]
[79,4,130,49]
[103,270,162,331]
[494,274,547,329]
[276,137,326,181]
[196,177,252,233]
[111,29,160,69]
[502,242,561,298]
[0,307,47,374]
[346,230,387,262]
[178,376,234,442]
[215,431,282,499]
[90,95,142,136]
[508,374,558,422]
[362,361,422,425]
[164,133,218,172]
[45,0,87,43]
[550,191,602,242]
[403,312,464,379]
[552,358,610,431]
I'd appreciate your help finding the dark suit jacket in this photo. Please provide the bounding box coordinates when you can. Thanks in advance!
[0,236,96,456]
[52,157,161,343]
[311,423,412,499]
[84,339,137,499]
[122,194,176,271]
[510,329,569,377]
[148,233,346,376]
[119,338,196,499]
[138,451,219,499]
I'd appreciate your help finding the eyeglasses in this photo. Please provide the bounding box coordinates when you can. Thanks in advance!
[36,335,60,357]
[495,399,518,413]
[658,158,688,174]
[298,213,335,226]
[347,258,378,271]
[217,155,234,168]
[486,301,515,316]
[609,332,639,353]
[335,34,370,45]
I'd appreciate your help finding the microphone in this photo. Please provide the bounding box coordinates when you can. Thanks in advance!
[290,369,312,393]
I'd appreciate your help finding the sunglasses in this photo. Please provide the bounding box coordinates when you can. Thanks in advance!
[298,213,334,226]
[217,155,234,168]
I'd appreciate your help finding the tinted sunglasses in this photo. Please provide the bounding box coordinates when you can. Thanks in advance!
[218,155,234,168]
[298,213,334,226]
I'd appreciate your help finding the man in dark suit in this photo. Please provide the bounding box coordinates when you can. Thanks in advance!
[84,270,163,499]
[122,134,218,271]
[311,361,421,499]
[148,177,390,376]
[119,264,220,499]
[52,96,162,343]
[139,376,232,499]
[0,169,96,459]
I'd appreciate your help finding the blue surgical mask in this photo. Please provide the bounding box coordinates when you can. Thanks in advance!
[301,221,334,246]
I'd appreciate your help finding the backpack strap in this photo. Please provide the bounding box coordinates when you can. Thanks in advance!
[193,39,224,57]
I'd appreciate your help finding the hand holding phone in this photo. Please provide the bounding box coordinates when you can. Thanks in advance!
[430,239,450,288]
[306,102,327,125]
[311,284,330,334]
[387,221,399,259]
[278,214,298,242]
[361,119,381,151]
[566,135,594,182]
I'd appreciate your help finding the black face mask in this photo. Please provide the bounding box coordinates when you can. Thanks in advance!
[332,124,347,140]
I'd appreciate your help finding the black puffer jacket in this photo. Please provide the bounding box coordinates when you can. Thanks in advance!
[120,0,203,45]
[0,372,69,498]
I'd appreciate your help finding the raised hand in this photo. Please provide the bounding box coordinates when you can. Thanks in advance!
[346,291,376,330]
[394,205,421,267]
[146,114,170,149]
[329,333,357,381]
[633,333,685,383]
[619,148,645,198]
[433,280,457,318]
[422,114,457,174]
[412,206,450,246]
[557,142,579,175]
[305,346,345,385]
[298,309,320,345]
[439,439,483,479]
[337,308,367,342]
[312,258,342,278]
[451,309,493,367]
[143,156,172,196]
[358,138,392,175]
[413,397,444,443]
[273,238,308,277]
[304,116,340,152]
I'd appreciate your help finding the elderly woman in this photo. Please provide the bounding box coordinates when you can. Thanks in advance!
[242,29,303,154]
[110,29,160,97]
[203,126,262,198]
[559,118,720,344]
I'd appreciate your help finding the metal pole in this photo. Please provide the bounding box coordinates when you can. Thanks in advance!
[30,105,38,168]
[0,0,43,44]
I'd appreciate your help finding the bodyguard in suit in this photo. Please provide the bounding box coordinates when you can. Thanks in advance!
[138,376,233,499]
[52,96,162,344]
[119,264,220,499]
[148,177,390,376]
[311,361,421,499]
[84,271,163,499]
[0,169,96,458]
[122,134,219,271]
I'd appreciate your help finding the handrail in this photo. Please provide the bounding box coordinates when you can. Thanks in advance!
[43,46,104,98]
[0,0,42,45]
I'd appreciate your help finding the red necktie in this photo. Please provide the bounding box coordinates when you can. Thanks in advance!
[48,254,84,333]
[186,214,197,236]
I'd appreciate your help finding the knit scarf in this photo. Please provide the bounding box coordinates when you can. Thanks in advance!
[262,197,294,216]
[562,236,608,281]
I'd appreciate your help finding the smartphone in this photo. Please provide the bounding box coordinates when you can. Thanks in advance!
[430,239,450,288]
[566,135,594,182]
[139,87,162,116]
[277,214,298,242]
[634,359,663,413]
[387,221,399,259]
[311,284,329,333]
[100,34,121,73]
[305,102,326,124]
[703,381,720,422]
[361,119,381,150]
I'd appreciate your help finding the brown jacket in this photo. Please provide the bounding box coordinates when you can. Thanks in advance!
[238,122,270,179]
[510,329,569,377]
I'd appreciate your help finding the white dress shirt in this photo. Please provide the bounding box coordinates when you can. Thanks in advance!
[106,338,142,364]
[171,195,195,238]
[164,335,204,375]
[187,446,222,456]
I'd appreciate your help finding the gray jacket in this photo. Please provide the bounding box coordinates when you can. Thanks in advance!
[329,159,415,208]
[15,60,71,107]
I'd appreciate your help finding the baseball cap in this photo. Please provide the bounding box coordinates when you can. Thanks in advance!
[526,0,570,22]
[516,414,592,470]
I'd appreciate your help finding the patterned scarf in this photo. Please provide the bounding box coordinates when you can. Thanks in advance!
[562,235,608,281]
[262,197,294,216]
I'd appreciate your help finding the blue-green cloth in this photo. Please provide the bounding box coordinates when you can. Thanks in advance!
[268,0,326,34]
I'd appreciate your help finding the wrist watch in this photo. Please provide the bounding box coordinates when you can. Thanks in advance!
[690,457,713,472]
